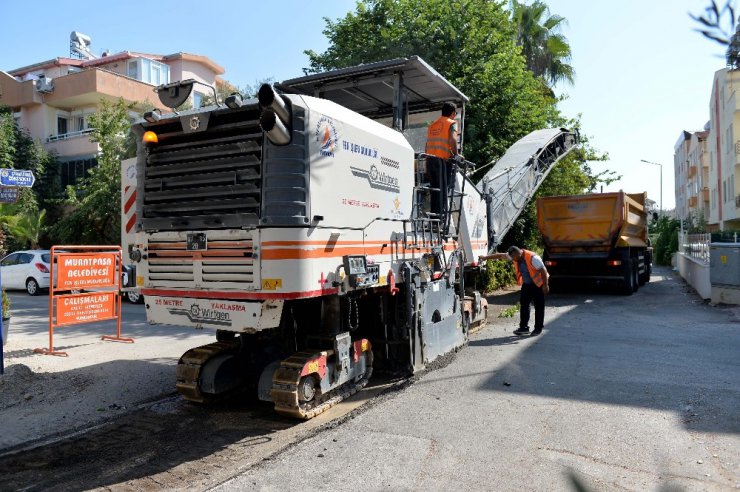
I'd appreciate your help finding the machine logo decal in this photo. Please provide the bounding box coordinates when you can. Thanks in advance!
[350,164,400,193]
[315,116,338,157]
[189,116,201,131]
[167,303,232,326]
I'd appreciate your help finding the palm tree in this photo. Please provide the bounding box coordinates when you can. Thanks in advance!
[5,208,46,249]
[510,0,575,87]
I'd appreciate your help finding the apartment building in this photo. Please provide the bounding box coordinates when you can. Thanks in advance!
[0,33,226,188]
[706,68,740,231]
[675,129,711,227]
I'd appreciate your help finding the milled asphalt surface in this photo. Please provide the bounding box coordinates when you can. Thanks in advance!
[216,267,740,492]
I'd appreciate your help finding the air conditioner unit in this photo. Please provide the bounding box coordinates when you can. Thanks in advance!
[35,77,54,94]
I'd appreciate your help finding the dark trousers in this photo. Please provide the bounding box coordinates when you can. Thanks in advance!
[520,283,545,330]
[427,157,452,216]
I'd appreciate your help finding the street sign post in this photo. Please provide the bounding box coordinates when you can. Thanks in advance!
[0,169,35,187]
[0,187,19,203]
[0,168,35,373]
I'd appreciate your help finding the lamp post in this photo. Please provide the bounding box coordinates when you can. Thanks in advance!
[640,159,663,215]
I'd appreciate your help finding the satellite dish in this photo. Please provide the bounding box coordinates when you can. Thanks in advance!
[155,79,195,109]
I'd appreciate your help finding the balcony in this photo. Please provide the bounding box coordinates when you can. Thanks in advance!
[47,128,93,142]
[688,196,698,207]
[44,129,99,158]
[0,68,167,111]
[703,188,710,202]
[688,165,697,178]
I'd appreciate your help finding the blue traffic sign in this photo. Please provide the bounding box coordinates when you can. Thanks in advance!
[0,169,35,187]
[0,187,18,203]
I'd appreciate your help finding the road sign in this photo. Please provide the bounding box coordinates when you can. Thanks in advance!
[0,187,19,203]
[0,169,35,187]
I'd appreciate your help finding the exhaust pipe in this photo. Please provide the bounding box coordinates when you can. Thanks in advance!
[260,109,291,145]
[258,84,291,126]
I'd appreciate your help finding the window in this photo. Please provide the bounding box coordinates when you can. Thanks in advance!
[18,253,33,265]
[127,60,138,79]
[1,253,19,266]
[126,58,169,85]
[41,254,51,263]
[74,116,85,132]
[60,158,98,189]
[193,91,204,108]
[57,116,68,135]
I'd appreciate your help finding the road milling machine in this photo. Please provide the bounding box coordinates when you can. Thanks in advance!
[125,57,576,419]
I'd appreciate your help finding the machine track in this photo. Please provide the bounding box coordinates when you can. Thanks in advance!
[175,340,241,402]
[271,351,374,419]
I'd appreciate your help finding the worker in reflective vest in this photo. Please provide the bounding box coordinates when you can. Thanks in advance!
[425,102,460,217]
[480,245,550,337]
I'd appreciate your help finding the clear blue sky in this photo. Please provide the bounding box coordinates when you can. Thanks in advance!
[0,0,726,209]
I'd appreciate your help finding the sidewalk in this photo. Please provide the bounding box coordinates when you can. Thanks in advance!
[0,293,213,452]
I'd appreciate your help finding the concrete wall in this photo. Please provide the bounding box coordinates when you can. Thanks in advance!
[677,253,711,299]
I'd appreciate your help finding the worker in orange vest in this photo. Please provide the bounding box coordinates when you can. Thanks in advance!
[425,102,461,217]
[480,246,550,337]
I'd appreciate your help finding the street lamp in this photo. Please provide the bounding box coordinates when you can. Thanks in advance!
[640,159,663,214]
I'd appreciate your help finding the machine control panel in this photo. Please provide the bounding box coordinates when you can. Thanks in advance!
[343,255,379,288]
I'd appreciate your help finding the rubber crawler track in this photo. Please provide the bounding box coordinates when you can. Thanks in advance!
[271,351,374,419]
[175,340,241,402]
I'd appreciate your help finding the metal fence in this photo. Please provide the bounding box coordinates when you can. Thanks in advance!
[680,232,711,263]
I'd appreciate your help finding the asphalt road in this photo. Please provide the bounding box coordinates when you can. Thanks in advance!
[1,268,738,491]
[216,267,740,491]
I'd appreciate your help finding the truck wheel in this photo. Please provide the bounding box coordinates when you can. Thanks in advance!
[622,261,635,295]
[632,260,639,292]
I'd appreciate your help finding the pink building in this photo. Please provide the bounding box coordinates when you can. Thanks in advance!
[0,33,227,188]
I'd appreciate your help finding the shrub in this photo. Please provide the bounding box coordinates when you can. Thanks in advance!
[483,259,517,292]
[2,289,9,319]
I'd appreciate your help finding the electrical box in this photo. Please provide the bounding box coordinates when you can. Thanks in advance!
[710,243,740,287]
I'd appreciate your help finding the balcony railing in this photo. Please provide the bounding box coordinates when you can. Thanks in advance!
[703,188,710,201]
[688,165,697,177]
[688,196,698,207]
[47,128,94,142]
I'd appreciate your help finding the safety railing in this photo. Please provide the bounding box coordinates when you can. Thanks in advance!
[680,232,711,264]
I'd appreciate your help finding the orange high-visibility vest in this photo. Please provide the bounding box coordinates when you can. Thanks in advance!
[426,116,456,158]
[513,250,545,287]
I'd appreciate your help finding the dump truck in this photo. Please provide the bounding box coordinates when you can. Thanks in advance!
[536,192,652,295]
[124,56,577,418]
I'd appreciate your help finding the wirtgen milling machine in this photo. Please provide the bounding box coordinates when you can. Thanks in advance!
[126,57,576,419]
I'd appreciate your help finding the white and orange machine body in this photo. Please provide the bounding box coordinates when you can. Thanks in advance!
[127,57,574,418]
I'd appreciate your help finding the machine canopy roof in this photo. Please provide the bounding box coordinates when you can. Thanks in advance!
[276,56,468,119]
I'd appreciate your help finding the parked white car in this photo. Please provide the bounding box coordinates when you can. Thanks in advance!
[0,250,51,295]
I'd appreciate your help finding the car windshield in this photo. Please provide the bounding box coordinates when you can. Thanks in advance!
[41,253,51,263]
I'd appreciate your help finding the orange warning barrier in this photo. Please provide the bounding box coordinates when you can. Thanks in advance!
[34,245,134,357]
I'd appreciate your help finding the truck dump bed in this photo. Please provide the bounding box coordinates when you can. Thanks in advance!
[536,192,648,256]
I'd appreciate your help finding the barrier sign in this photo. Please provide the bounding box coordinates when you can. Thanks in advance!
[56,253,117,289]
[0,169,35,187]
[0,187,19,203]
[34,245,133,358]
[56,292,116,326]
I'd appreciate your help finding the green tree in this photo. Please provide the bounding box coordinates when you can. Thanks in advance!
[510,0,575,86]
[0,107,60,209]
[304,0,562,165]
[5,208,45,249]
[50,98,133,244]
